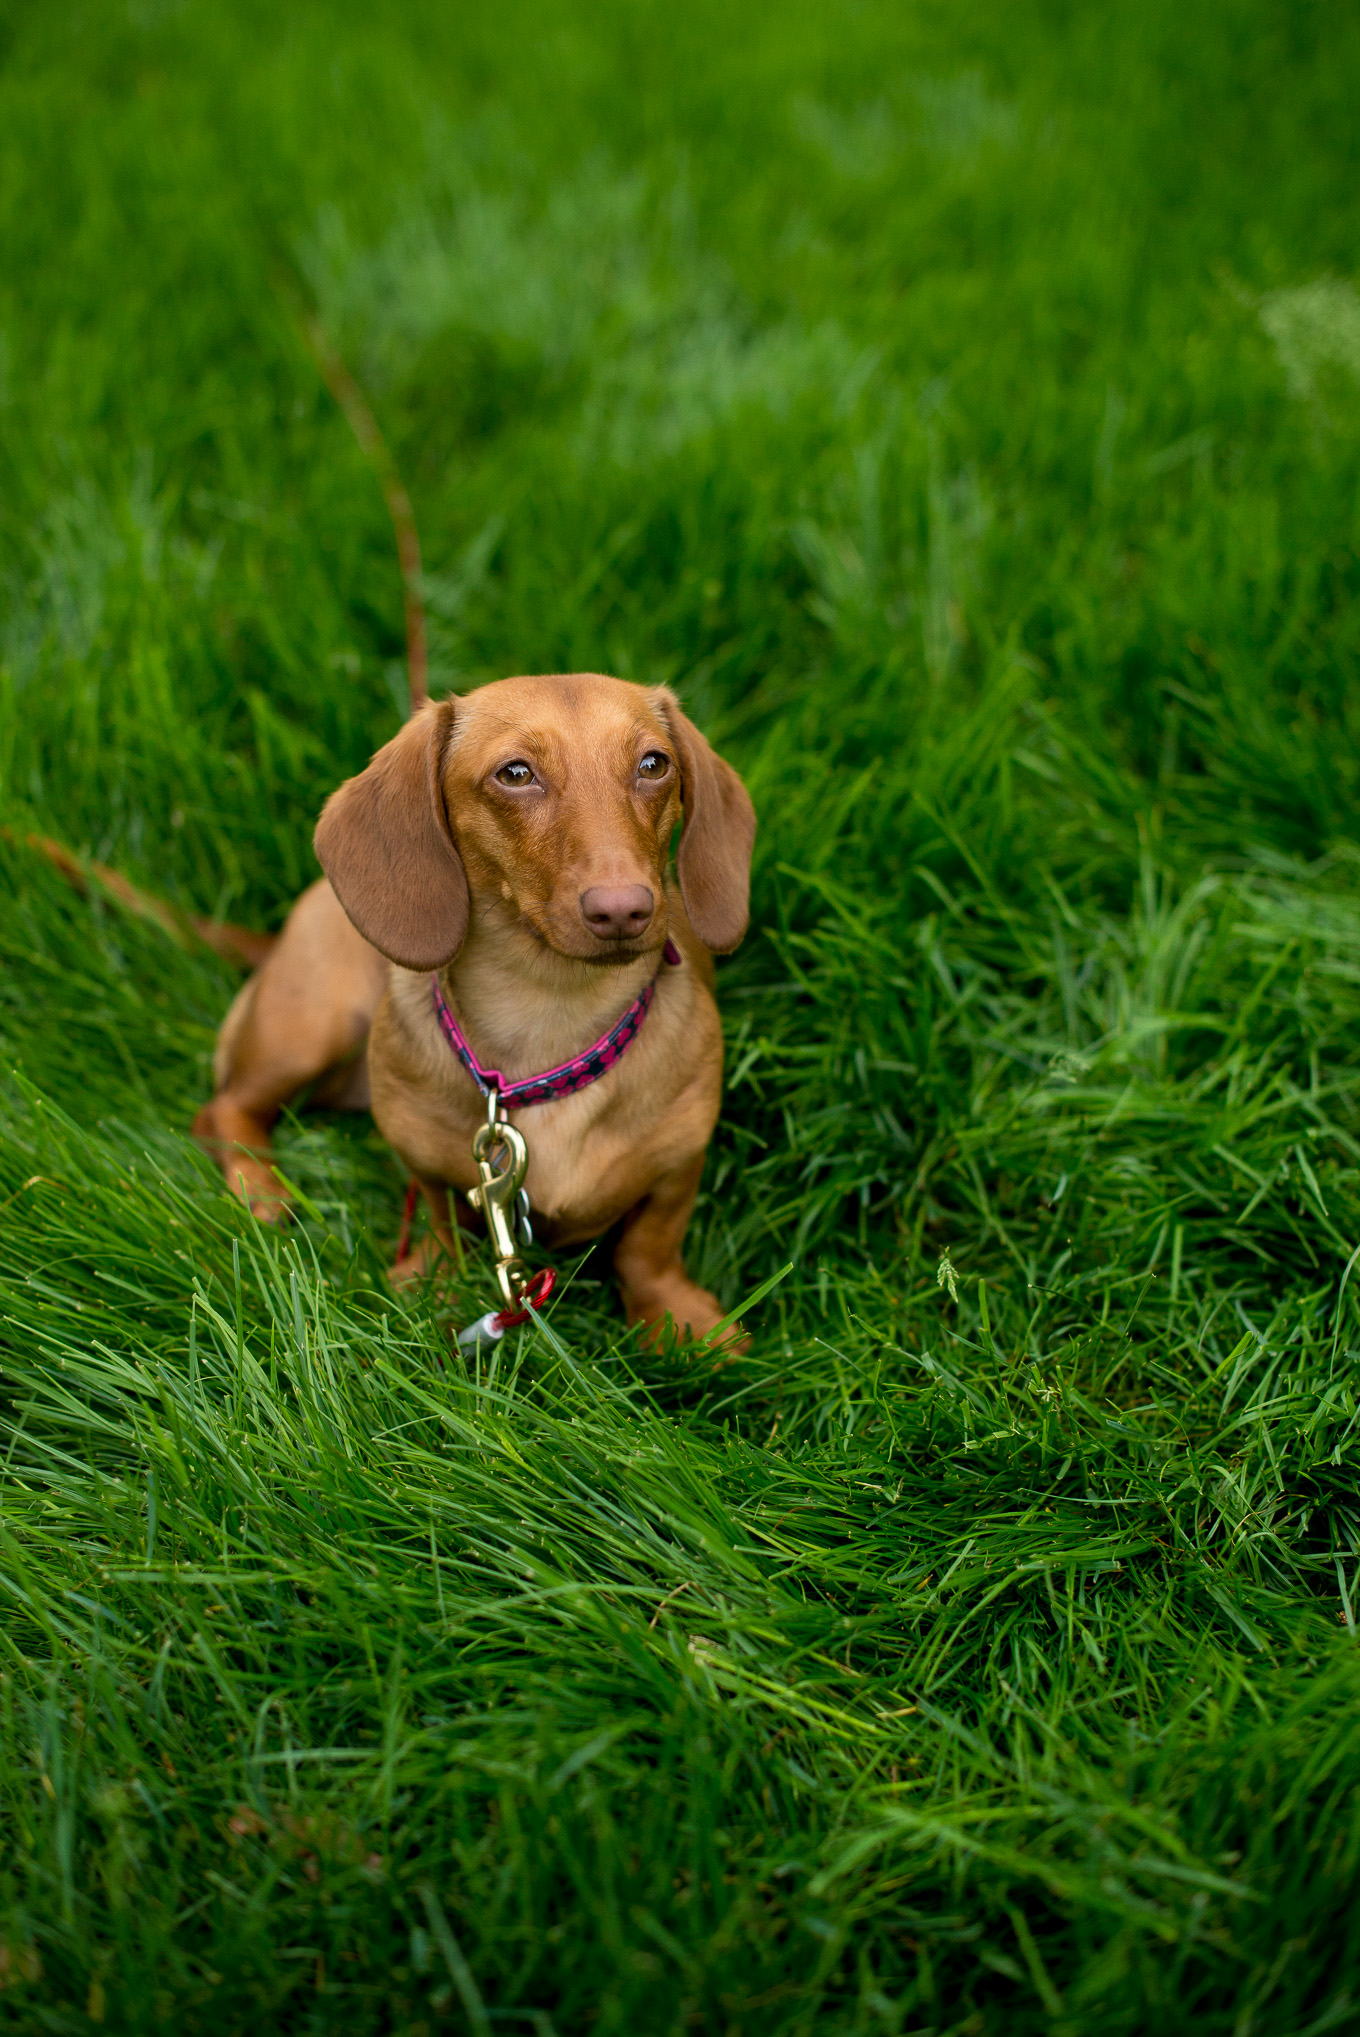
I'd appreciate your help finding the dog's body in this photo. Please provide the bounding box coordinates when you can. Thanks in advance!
[194,674,755,1338]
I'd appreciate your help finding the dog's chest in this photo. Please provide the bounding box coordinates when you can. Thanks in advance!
[520,1096,661,1237]
[371,971,721,1239]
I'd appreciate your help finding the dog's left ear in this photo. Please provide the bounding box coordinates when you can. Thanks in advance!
[652,689,756,953]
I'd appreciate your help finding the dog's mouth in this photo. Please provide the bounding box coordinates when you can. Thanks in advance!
[557,933,663,967]
[521,918,666,968]
[577,945,655,967]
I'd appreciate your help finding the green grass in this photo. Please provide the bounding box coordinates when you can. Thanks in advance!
[2,0,1360,2028]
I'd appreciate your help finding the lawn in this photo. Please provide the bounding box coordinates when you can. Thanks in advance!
[2,0,1360,2029]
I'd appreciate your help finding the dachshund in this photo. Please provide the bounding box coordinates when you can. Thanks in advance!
[194,674,755,1340]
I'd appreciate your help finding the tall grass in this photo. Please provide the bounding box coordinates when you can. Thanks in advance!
[2,0,1360,2028]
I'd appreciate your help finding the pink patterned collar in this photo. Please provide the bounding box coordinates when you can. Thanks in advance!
[431,938,681,1111]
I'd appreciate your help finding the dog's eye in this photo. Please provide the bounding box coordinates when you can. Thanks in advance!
[637,751,670,780]
[495,760,537,788]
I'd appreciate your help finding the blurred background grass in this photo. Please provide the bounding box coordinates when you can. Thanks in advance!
[3,0,1360,2030]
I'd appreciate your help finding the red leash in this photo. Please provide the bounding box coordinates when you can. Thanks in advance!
[489,1265,556,1329]
[457,1266,557,1350]
[395,1176,420,1263]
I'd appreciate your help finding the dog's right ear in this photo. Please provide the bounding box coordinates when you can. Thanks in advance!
[652,689,756,953]
[314,699,468,970]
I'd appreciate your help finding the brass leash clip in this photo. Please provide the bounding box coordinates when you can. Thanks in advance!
[466,1090,532,1308]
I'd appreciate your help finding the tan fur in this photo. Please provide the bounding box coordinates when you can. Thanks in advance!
[194,674,755,1340]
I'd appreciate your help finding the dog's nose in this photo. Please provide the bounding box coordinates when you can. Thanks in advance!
[580,885,654,941]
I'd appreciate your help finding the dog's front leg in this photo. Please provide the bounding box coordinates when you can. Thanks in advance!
[613,1156,733,1345]
[192,1094,288,1221]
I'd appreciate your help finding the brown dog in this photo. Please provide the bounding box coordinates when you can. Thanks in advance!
[193,673,756,1339]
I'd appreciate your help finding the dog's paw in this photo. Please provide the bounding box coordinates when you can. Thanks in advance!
[388,1235,448,1288]
[628,1279,748,1355]
[229,1161,290,1223]
[193,1103,290,1222]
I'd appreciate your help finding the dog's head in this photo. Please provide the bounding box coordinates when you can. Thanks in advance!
[314,673,756,971]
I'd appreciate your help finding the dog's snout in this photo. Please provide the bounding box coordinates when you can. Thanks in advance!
[580,884,655,941]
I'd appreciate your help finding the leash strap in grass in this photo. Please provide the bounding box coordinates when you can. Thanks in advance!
[431,938,682,1110]
[457,1267,558,1351]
